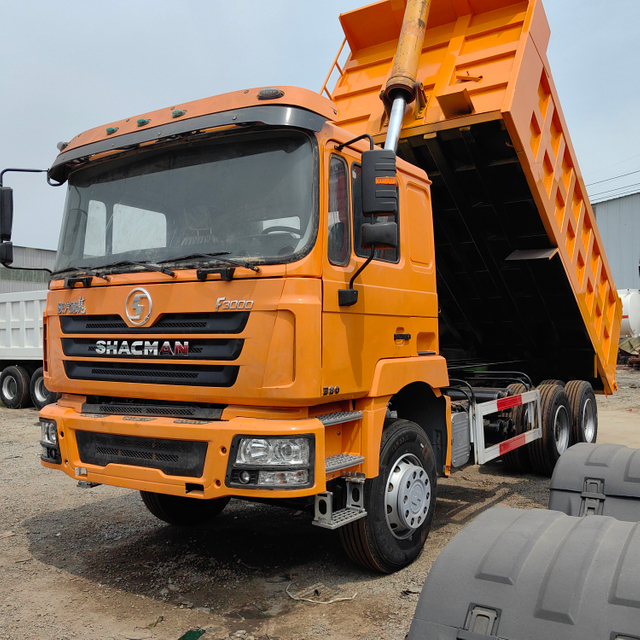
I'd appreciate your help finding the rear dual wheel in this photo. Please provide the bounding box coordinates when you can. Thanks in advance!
[501,383,532,473]
[528,384,572,476]
[565,380,597,444]
[30,367,59,410]
[0,365,31,408]
[339,419,437,573]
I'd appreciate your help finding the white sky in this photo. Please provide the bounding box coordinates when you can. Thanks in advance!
[1,0,639,250]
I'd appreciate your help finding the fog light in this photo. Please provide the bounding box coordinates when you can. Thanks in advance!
[40,420,58,445]
[258,470,309,486]
[235,437,310,466]
[239,470,251,484]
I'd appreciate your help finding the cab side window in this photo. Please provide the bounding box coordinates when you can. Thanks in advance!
[327,156,350,266]
[352,164,399,263]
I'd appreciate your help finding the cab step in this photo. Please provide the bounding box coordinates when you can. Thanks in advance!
[317,410,363,426]
[312,473,366,530]
[325,453,365,473]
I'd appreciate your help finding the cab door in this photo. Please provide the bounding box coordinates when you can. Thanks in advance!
[321,142,431,398]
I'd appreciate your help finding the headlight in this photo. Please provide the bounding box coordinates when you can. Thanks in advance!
[40,420,58,445]
[235,437,310,466]
[227,435,314,489]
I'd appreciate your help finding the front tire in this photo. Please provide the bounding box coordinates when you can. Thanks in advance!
[339,420,437,573]
[0,365,31,408]
[140,491,230,526]
[565,380,597,444]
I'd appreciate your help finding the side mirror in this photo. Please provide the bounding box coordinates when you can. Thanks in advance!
[0,187,13,242]
[0,242,13,266]
[361,221,398,250]
[362,149,398,215]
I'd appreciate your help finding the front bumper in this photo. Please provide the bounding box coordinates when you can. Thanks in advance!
[40,404,327,499]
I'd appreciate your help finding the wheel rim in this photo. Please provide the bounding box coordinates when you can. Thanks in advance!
[34,377,48,405]
[385,453,431,540]
[2,376,17,401]
[554,405,570,455]
[582,398,597,442]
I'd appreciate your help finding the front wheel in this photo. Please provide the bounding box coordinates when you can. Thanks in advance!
[140,491,230,526]
[339,420,437,573]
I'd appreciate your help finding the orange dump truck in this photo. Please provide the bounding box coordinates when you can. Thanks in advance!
[0,0,620,573]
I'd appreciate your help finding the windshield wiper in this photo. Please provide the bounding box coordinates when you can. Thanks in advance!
[52,266,110,282]
[98,260,176,277]
[159,252,260,273]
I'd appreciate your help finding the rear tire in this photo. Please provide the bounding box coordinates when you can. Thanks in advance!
[140,491,230,526]
[0,365,32,408]
[528,384,572,476]
[538,379,565,388]
[501,383,532,473]
[565,380,597,444]
[339,419,437,573]
[30,367,59,410]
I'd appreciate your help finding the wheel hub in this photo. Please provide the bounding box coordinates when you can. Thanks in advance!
[385,453,431,539]
[35,377,47,404]
[2,377,17,400]
[554,405,570,455]
[582,398,596,442]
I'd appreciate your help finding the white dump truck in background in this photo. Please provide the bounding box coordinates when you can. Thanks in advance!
[0,289,58,409]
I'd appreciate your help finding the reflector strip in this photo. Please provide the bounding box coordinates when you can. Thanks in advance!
[496,395,523,411]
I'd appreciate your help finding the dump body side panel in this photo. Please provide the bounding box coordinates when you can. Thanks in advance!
[331,0,621,392]
[0,290,47,360]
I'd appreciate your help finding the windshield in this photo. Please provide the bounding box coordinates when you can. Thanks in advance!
[54,129,317,273]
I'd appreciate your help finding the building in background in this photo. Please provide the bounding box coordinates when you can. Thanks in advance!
[593,192,640,291]
[0,245,55,293]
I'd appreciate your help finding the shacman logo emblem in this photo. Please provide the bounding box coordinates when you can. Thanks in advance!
[125,288,152,326]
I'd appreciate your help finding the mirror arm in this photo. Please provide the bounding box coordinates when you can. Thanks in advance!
[1,262,52,275]
[339,245,376,307]
[334,134,375,152]
[0,168,47,188]
[349,244,376,290]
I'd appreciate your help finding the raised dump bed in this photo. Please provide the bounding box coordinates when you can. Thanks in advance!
[329,0,621,392]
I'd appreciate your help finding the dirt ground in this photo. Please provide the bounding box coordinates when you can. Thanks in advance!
[1,368,639,640]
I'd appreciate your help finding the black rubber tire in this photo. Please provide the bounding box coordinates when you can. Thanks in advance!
[538,379,565,388]
[565,380,598,444]
[339,419,437,573]
[0,365,32,409]
[140,491,230,526]
[29,367,60,410]
[501,383,532,473]
[528,384,572,476]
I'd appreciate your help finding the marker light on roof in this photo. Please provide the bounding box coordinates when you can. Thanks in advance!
[258,88,284,100]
